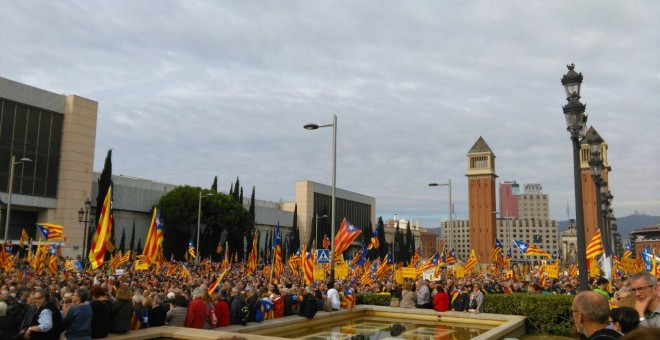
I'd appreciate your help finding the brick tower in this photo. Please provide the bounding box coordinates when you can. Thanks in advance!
[466,137,498,263]
[580,126,610,247]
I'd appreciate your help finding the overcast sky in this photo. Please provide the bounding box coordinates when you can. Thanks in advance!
[2,1,659,228]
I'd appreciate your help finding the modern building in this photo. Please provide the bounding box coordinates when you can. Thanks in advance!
[496,218,560,261]
[466,136,498,263]
[518,184,549,220]
[441,219,470,261]
[0,77,97,257]
[499,181,519,219]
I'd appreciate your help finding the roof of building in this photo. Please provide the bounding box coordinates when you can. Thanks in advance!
[468,136,493,154]
[580,126,605,144]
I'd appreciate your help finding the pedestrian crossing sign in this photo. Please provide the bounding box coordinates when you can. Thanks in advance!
[316,249,330,264]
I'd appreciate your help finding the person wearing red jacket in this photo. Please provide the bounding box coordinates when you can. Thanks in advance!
[272,288,284,318]
[185,288,207,328]
[433,286,450,312]
[214,292,230,327]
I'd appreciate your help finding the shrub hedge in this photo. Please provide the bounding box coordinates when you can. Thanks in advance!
[355,292,393,306]
[483,294,574,336]
[356,292,575,337]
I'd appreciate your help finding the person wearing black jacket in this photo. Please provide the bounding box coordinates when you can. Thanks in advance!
[246,289,261,322]
[281,287,292,316]
[229,287,246,325]
[299,287,317,319]
[25,288,62,340]
[89,287,112,338]
[149,294,167,327]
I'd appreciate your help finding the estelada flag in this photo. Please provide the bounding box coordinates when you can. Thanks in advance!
[142,207,163,264]
[334,218,361,256]
[89,186,113,269]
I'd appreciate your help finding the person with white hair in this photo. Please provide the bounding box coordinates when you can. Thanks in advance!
[185,287,207,328]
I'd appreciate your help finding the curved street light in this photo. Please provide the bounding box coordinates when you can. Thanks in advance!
[304,114,337,285]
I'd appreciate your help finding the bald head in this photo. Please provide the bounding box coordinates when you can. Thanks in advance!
[573,291,610,324]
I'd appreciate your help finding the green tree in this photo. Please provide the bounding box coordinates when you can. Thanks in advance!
[159,186,252,261]
[239,187,244,205]
[211,176,218,192]
[377,217,387,259]
[249,186,256,220]
[291,203,300,252]
[93,149,112,259]
[406,221,415,261]
[119,228,126,253]
[233,177,240,201]
[129,220,136,253]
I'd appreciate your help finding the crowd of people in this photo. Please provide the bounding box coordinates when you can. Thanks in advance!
[0,256,659,340]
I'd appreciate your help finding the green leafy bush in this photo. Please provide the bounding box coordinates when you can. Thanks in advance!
[356,293,392,306]
[484,293,574,336]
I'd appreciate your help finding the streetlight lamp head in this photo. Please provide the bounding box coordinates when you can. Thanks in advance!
[20,157,32,163]
[78,208,85,221]
[428,183,438,187]
[304,123,319,130]
[561,63,583,99]
[85,198,92,208]
[562,93,587,136]
[587,132,604,157]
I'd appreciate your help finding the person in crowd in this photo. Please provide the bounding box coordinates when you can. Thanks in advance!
[89,287,112,338]
[132,294,148,329]
[630,272,660,328]
[185,287,207,329]
[611,287,635,309]
[213,292,230,327]
[326,282,341,312]
[468,284,484,313]
[271,288,284,318]
[25,288,63,340]
[281,287,292,316]
[572,291,622,339]
[299,286,317,319]
[610,307,640,335]
[433,286,450,312]
[416,278,431,309]
[0,295,10,340]
[246,288,261,322]
[595,278,611,300]
[400,282,417,308]
[61,288,92,340]
[149,294,167,327]
[229,287,246,325]
[452,284,471,312]
[111,286,134,334]
[165,296,188,327]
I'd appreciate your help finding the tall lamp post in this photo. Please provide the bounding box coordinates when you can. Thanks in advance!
[561,63,589,291]
[196,191,213,262]
[78,198,92,258]
[429,179,452,251]
[4,155,32,242]
[304,114,337,285]
[587,133,607,254]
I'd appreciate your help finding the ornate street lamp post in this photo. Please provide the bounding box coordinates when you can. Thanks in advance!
[561,63,589,291]
[78,198,92,258]
[587,133,606,254]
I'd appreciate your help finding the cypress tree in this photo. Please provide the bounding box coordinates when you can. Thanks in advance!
[406,221,415,261]
[249,187,256,221]
[229,182,233,197]
[129,220,136,254]
[291,203,299,252]
[233,177,240,201]
[377,217,387,259]
[211,176,218,192]
[119,228,126,253]
[94,149,112,257]
[239,187,244,205]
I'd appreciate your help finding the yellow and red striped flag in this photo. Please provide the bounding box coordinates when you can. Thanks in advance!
[334,218,362,257]
[19,229,29,248]
[142,207,163,264]
[89,186,113,269]
[464,250,477,272]
[585,229,604,259]
[247,232,258,275]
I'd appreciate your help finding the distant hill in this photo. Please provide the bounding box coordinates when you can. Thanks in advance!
[559,213,660,237]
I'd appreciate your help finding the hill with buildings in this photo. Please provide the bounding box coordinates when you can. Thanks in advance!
[559,213,660,238]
